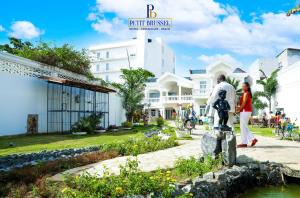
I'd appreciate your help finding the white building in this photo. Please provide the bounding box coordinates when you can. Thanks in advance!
[144,61,248,119]
[0,52,117,136]
[249,48,300,123]
[89,31,176,83]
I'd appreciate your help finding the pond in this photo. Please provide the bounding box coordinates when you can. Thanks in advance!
[239,184,300,198]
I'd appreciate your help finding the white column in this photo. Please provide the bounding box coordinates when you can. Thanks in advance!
[179,85,182,101]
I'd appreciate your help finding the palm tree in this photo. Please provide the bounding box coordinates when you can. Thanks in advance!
[225,77,242,97]
[287,4,300,16]
[253,69,279,112]
[111,68,154,122]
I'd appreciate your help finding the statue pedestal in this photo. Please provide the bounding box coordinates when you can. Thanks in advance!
[201,130,236,166]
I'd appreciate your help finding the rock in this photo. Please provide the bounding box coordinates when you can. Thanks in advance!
[221,132,237,166]
[182,184,192,193]
[201,133,222,158]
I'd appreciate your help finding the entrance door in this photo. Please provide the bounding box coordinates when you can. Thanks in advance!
[165,109,174,120]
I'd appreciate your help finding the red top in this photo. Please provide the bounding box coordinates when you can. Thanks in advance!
[240,91,252,112]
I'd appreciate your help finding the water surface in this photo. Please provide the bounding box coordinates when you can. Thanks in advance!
[239,184,300,198]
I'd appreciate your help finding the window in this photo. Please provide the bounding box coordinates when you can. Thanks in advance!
[105,75,109,82]
[199,105,206,116]
[106,51,110,59]
[162,59,165,66]
[151,109,156,117]
[96,64,100,71]
[199,81,207,94]
[106,63,109,71]
[162,46,164,54]
[97,52,100,59]
[149,93,160,98]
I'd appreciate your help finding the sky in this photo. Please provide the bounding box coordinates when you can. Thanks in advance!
[1,0,300,76]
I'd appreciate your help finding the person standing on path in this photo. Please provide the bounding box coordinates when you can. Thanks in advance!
[237,82,258,148]
[208,74,236,131]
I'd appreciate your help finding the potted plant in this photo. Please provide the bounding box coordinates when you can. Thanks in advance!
[108,125,119,132]
[95,125,106,133]
[71,113,101,135]
[122,121,133,130]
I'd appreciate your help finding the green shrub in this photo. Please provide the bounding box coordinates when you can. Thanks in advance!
[156,117,165,127]
[174,156,222,178]
[161,127,176,137]
[62,158,176,198]
[121,121,133,128]
[101,136,178,156]
[71,114,101,134]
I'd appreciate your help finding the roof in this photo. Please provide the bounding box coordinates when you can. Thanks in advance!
[233,67,246,73]
[40,76,116,93]
[189,69,207,74]
[184,77,192,81]
[147,77,158,83]
[276,48,300,57]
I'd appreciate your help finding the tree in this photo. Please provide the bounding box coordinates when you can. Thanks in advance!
[225,77,242,97]
[253,69,279,112]
[287,4,300,16]
[0,37,92,77]
[111,68,154,122]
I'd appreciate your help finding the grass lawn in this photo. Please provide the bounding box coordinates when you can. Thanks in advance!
[0,126,152,156]
[234,125,275,137]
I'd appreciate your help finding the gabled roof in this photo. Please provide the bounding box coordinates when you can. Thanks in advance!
[233,67,246,73]
[189,69,206,74]
[276,48,300,57]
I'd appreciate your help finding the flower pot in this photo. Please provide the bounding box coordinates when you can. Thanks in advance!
[72,132,87,135]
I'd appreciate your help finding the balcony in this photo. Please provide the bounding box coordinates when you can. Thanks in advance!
[143,95,193,105]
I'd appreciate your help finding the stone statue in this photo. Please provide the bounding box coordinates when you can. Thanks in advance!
[212,90,231,131]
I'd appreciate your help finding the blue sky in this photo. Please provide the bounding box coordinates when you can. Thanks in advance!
[1,0,300,76]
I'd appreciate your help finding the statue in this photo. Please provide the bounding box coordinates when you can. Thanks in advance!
[212,90,231,131]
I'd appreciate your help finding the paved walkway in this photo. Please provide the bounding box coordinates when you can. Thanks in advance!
[52,130,300,181]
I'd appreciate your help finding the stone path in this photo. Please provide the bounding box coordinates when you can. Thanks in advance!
[52,130,300,181]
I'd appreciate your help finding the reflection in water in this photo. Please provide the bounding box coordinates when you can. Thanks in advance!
[239,184,300,198]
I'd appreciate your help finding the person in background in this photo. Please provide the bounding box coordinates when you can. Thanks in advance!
[237,82,258,148]
[208,75,236,131]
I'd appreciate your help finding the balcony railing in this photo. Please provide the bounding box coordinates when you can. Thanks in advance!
[143,95,194,105]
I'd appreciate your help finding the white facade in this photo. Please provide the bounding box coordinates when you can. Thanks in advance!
[249,48,300,123]
[89,30,176,83]
[0,52,118,136]
[144,61,248,119]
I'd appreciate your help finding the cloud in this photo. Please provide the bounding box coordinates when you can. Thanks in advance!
[9,21,43,39]
[197,54,242,67]
[88,0,300,56]
[0,25,5,32]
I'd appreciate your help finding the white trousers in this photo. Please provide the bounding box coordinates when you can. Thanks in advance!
[240,111,254,144]
[213,111,235,131]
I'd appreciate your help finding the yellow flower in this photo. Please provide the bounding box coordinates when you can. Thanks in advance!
[115,187,124,194]
[189,193,193,197]
[61,187,68,193]
[171,178,177,182]
[166,170,171,174]
[133,144,138,148]
[166,177,171,181]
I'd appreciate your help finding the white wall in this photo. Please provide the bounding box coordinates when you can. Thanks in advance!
[0,71,48,136]
[276,62,300,124]
[109,93,126,126]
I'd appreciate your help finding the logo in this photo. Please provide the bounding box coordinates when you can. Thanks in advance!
[147,4,157,18]
[128,4,172,30]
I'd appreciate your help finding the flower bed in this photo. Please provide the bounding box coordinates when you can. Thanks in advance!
[0,135,179,197]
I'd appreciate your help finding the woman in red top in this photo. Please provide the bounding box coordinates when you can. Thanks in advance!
[237,82,258,148]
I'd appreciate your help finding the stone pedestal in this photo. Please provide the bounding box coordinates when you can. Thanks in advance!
[221,132,236,166]
[201,133,222,159]
[201,130,236,166]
